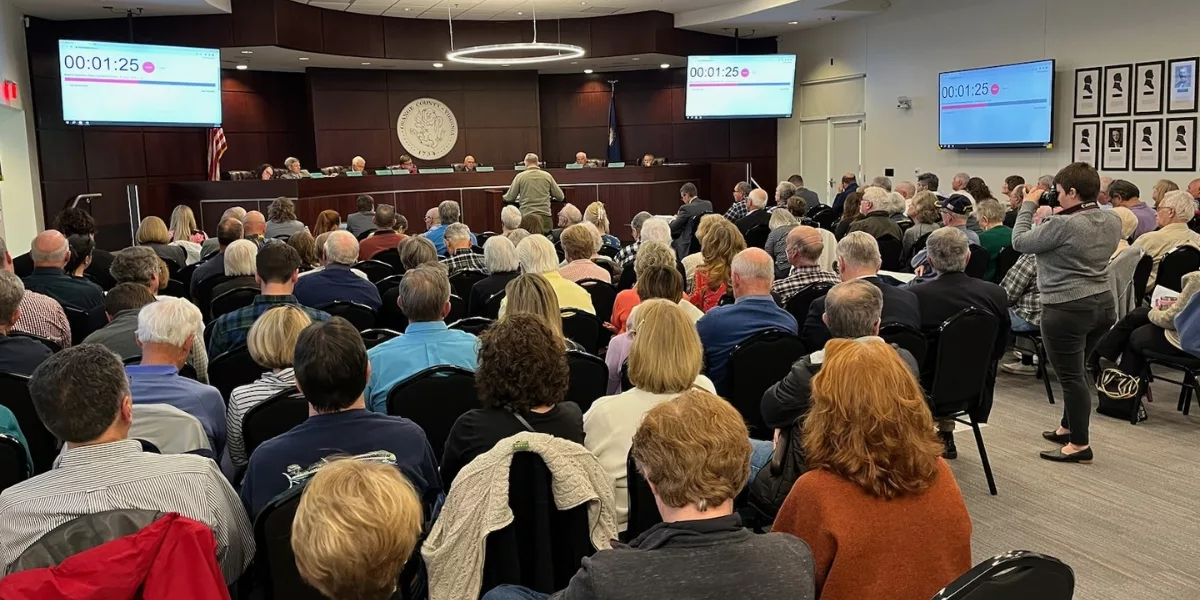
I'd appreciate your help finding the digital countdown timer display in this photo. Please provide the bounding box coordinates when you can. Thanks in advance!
[685,55,797,120]
[938,59,1055,149]
[58,40,222,128]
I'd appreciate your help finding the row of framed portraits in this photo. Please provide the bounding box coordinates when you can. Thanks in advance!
[1073,118,1196,172]
[1074,58,1199,118]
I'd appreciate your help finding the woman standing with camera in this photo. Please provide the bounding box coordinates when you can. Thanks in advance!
[1011,162,1121,463]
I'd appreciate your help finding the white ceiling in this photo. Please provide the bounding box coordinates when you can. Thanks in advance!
[289,0,740,20]
[15,0,230,20]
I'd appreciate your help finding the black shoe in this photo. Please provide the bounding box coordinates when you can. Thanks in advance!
[939,431,957,460]
[1039,447,1093,463]
[1041,430,1070,444]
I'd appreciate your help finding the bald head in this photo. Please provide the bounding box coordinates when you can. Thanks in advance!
[785,225,824,267]
[731,248,774,298]
[896,181,916,200]
[823,279,883,338]
[1188,178,1200,201]
[32,231,70,267]
[243,211,266,236]
[747,188,769,210]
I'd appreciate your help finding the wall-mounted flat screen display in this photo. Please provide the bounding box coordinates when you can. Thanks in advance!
[685,54,797,119]
[939,59,1055,149]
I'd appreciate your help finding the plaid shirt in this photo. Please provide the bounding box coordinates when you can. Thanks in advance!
[14,291,71,348]
[1000,253,1041,326]
[614,240,641,267]
[208,295,330,357]
[724,200,749,222]
[440,249,488,276]
[771,265,841,304]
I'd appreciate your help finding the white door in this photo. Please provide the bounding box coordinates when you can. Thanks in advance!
[830,119,864,199]
[799,120,829,205]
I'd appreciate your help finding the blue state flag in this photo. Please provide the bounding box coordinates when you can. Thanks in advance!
[607,92,621,163]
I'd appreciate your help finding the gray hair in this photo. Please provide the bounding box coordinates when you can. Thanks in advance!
[0,270,24,327]
[501,205,522,230]
[483,235,519,273]
[896,181,916,199]
[399,265,450,322]
[885,191,907,215]
[504,229,531,246]
[31,234,68,264]
[861,186,890,212]
[953,172,971,188]
[640,218,671,244]
[444,222,471,244]
[824,279,883,338]
[29,345,129,443]
[1037,174,1055,189]
[324,230,359,265]
[0,236,6,258]
[524,152,540,166]
[438,200,462,225]
[136,296,201,348]
[836,231,881,271]
[515,235,560,274]
[1160,190,1197,223]
[731,248,773,283]
[633,242,676,279]
[631,211,652,234]
[110,246,160,286]
[351,156,365,168]
[871,176,893,192]
[220,206,247,222]
[284,157,300,170]
[400,236,439,270]
[747,188,769,210]
[769,209,798,229]
[560,203,582,226]
[224,239,259,276]
[926,227,970,273]
[776,181,797,203]
[736,181,753,196]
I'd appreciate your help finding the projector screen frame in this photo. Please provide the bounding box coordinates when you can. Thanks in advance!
[937,58,1057,150]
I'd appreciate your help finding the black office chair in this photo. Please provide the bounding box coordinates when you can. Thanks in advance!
[375,274,405,297]
[876,234,903,271]
[879,322,928,369]
[0,372,59,475]
[1131,253,1154,305]
[927,307,1000,495]
[1143,350,1200,421]
[623,451,661,542]
[597,245,619,260]
[379,286,409,332]
[448,317,494,336]
[449,270,488,302]
[726,329,806,440]
[373,248,404,273]
[565,350,607,414]
[208,344,264,403]
[360,328,402,349]
[242,388,307,459]
[560,309,604,355]
[9,332,61,353]
[320,301,377,331]
[783,282,834,325]
[992,246,1021,284]
[386,366,478,463]
[965,244,991,279]
[809,207,837,231]
[1155,245,1200,293]
[1013,329,1055,405]
[577,279,617,325]
[120,356,199,381]
[176,263,199,291]
[193,274,231,321]
[743,224,770,249]
[553,240,566,262]
[351,259,395,284]
[355,228,376,241]
[210,287,259,320]
[0,434,29,493]
[160,257,182,281]
[444,294,466,324]
[686,213,708,255]
[932,550,1074,600]
[484,290,506,320]
[63,305,93,346]
[253,484,325,600]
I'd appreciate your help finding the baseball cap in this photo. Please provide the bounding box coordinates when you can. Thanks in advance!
[937,194,974,216]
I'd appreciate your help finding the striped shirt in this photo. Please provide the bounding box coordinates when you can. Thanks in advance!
[0,439,254,581]
[228,369,298,468]
[14,291,71,349]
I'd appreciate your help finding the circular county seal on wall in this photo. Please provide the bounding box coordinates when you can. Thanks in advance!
[396,98,459,161]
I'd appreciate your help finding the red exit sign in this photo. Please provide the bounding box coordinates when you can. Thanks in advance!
[2,80,17,105]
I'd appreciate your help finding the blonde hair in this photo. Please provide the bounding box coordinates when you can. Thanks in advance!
[504,273,564,337]
[804,338,943,499]
[1153,179,1180,204]
[155,258,170,293]
[169,205,198,242]
[633,241,676,280]
[697,218,746,291]
[909,191,940,224]
[560,223,598,261]
[292,459,423,600]
[584,201,611,234]
[247,305,312,369]
[628,299,703,393]
[135,216,171,245]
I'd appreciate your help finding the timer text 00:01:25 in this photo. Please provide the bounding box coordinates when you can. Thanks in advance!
[63,56,141,72]
[689,66,741,78]
[940,82,994,100]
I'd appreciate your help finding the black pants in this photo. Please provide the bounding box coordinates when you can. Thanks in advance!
[1041,292,1116,447]
[1095,307,1190,376]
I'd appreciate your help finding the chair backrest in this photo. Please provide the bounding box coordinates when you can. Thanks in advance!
[810,207,838,231]
[62,306,93,346]
[624,451,661,541]
[243,388,308,459]
[194,274,232,321]
[784,282,834,324]
[992,246,1021,284]
[351,259,395,284]
[160,279,186,298]
[444,293,466,324]
[928,307,999,418]
[449,270,488,301]
[254,484,324,599]
[321,165,346,176]
[1132,253,1154,302]
[208,344,263,403]
[210,287,259,320]
[360,328,402,349]
[375,273,405,295]
[320,301,377,331]
[0,372,58,475]
[597,245,619,259]
[879,322,928,369]
[355,228,376,241]
[161,257,181,280]
[560,309,604,355]
[744,223,770,249]
[448,317,494,336]
[373,248,404,272]
[10,509,164,574]
[9,332,61,353]
[386,366,478,462]
[727,330,806,439]
[932,550,1075,600]
[176,263,199,290]
[965,243,990,279]
[876,234,903,271]
[564,350,607,414]
[227,170,255,181]
[484,290,506,320]
[912,231,933,255]
[0,434,29,493]
[686,212,708,255]
[1155,244,1200,292]
[379,286,409,331]
[576,278,617,325]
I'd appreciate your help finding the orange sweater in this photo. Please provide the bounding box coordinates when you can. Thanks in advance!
[773,459,972,600]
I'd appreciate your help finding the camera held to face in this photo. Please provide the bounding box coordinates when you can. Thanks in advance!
[1040,189,1060,208]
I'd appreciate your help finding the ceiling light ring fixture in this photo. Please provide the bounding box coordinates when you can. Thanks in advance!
[446,42,585,65]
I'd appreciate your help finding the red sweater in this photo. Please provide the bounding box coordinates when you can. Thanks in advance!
[773,459,972,600]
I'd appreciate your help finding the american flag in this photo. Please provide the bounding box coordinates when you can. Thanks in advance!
[207,127,227,181]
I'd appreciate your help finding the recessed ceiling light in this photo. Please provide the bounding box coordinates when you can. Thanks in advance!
[298,57,309,61]
[788,21,798,25]
[517,11,523,15]
[361,62,371,65]
[404,7,410,10]
[570,61,578,64]
[502,64,511,67]
[235,64,248,70]
[433,62,444,68]
[240,50,253,54]
[660,63,670,69]
[583,69,593,74]
[631,57,640,61]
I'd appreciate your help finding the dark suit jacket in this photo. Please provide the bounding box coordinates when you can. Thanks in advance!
[800,275,922,353]
[670,199,713,258]
[14,250,115,290]
[735,209,772,237]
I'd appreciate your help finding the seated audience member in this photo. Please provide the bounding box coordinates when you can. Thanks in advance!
[723,181,753,221]
[502,274,582,351]
[965,176,993,203]
[1134,190,1200,290]
[440,223,488,276]
[1153,179,1180,209]
[501,205,523,235]
[772,226,840,305]
[134,216,188,266]
[358,204,408,260]
[288,230,321,271]
[620,217,679,289]
[902,191,941,260]
[154,257,172,296]
[908,227,1009,458]
[0,271,52,375]
[64,234,93,280]
[1,237,70,348]
[484,388,816,600]
[1002,177,1027,227]
[210,239,260,300]
[13,208,116,289]
[772,181,798,211]
[242,210,268,248]
[227,305,312,468]
[773,338,972,600]
[400,236,442,271]
[82,283,156,358]
[364,266,478,413]
[295,231,383,312]
[519,213,547,236]
[791,175,821,210]
[833,191,863,240]
[207,243,330,357]
[802,232,921,351]
[468,236,521,315]
[696,248,797,396]
[504,228,530,246]
[587,299,716,529]
[303,232,370,281]
[425,200,477,256]
[976,198,1013,281]
[604,267,699,394]
[501,236,594,315]
[126,298,225,455]
[169,205,206,262]
[266,197,307,239]
[241,318,441,519]
[611,243,701,333]
[886,191,913,227]
[910,194,979,275]
[871,175,894,193]
[441,314,583,488]
[999,252,1042,375]
[550,203,583,243]
[734,188,772,237]
[849,186,902,240]
[201,207,247,257]
[1108,179,1156,240]
[688,218,746,312]
[312,209,342,238]
[1110,206,1139,260]
[346,195,377,237]
[190,217,244,298]
[558,223,610,283]
[0,345,252,581]
[615,211,654,267]
[763,208,799,278]
[292,459,424,600]
[22,230,104,312]
[584,202,621,250]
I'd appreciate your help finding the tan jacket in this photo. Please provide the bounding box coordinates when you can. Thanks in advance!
[1133,223,1200,290]
[503,167,565,220]
[1150,271,1200,349]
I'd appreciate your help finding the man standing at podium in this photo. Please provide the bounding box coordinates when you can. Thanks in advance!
[504,153,564,234]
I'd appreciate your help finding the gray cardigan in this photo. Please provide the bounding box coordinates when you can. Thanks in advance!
[1010,201,1121,305]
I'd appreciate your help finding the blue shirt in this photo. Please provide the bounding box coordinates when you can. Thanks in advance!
[696,296,798,397]
[239,409,442,518]
[364,321,479,413]
[423,224,477,256]
[293,264,383,312]
[126,364,227,456]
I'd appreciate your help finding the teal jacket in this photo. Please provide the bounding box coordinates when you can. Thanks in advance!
[0,405,33,476]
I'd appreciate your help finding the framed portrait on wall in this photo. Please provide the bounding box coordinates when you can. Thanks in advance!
[1101,120,1130,171]
[1104,64,1133,117]
[1074,67,1102,118]
[1168,57,1199,114]
[1165,116,1197,171]
[1132,119,1163,171]
[1134,61,1165,115]
[1072,122,1099,168]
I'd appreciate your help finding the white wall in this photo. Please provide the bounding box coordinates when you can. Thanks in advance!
[778,0,1200,195]
[0,0,42,253]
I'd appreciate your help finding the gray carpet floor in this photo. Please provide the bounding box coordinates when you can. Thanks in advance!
[949,367,1200,600]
